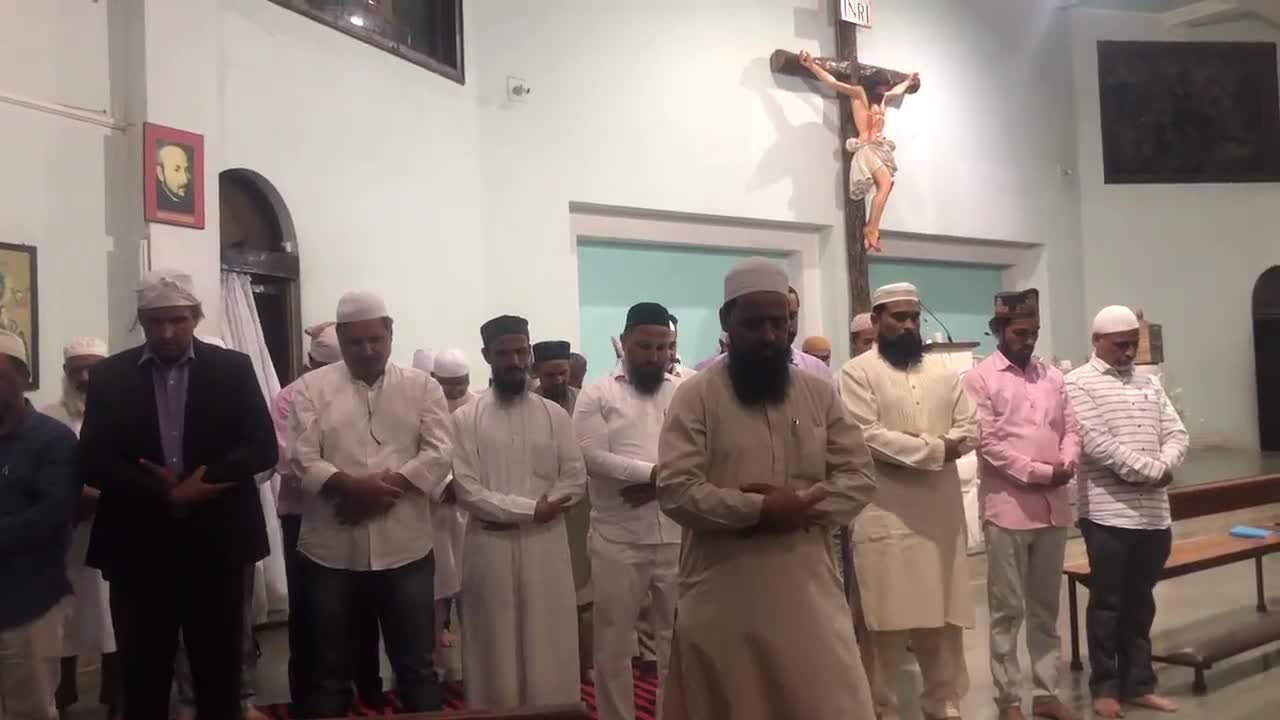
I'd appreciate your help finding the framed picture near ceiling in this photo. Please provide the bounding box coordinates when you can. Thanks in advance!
[0,243,39,389]
[143,122,206,228]
[1097,40,1280,184]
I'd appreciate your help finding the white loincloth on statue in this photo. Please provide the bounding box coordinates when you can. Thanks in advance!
[846,136,898,201]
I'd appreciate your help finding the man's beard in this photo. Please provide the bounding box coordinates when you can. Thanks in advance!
[629,363,666,395]
[727,342,791,406]
[878,331,924,369]
[492,372,527,400]
[541,383,568,402]
[61,376,87,419]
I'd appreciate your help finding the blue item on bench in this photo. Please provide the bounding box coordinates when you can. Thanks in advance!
[1229,525,1273,539]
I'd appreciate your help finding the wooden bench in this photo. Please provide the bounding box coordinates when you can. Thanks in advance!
[1064,533,1280,693]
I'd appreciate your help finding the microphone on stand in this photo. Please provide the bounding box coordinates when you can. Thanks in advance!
[919,301,954,343]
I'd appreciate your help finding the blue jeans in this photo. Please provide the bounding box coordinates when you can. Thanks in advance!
[295,552,441,718]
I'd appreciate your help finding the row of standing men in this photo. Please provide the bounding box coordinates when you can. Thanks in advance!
[0,257,1188,720]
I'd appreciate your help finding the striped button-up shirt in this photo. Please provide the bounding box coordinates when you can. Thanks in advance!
[1065,355,1190,530]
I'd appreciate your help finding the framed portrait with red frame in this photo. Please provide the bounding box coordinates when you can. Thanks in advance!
[143,122,205,228]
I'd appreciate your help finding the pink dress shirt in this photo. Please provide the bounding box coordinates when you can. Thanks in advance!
[272,380,303,516]
[962,351,1080,530]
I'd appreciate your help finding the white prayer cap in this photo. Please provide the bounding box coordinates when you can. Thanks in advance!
[723,257,789,303]
[137,268,200,310]
[433,348,470,378]
[64,337,108,360]
[198,335,228,348]
[871,282,919,309]
[412,348,436,373]
[336,291,389,323]
[1092,305,1140,335]
[850,313,873,333]
[0,330,28,368]
[305,322,340,364]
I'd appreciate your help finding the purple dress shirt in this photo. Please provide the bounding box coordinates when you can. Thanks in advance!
[141,344,194,475]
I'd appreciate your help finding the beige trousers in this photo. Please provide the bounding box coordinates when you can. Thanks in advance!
[0,601,66,720]
[984,523,1068,709]
[865,625,968,720]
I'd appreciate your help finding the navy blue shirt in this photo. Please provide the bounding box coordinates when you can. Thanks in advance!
[0,403,80,630]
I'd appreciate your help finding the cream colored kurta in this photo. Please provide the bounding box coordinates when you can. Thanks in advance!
[838,351,978,631]
[451,390,587,709]
[657,362,877,720]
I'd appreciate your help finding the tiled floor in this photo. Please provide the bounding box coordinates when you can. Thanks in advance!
[65,538,1280,719]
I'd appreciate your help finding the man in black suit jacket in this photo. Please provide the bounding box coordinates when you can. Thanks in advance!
[81,269,276,720]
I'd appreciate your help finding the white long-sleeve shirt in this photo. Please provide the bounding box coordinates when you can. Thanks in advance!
[449,390,587,524]
[292,361,453,570]
[1066,356,1190,530]
[573,366,683,545]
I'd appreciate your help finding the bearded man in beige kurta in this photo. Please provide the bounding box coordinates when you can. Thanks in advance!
[838,282,979,720]
[658,257,878,720]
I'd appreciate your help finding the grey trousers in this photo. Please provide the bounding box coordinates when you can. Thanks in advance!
[984,522,1068,709]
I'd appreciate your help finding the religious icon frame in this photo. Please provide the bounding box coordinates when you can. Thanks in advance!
[0,243,40,389]
[143,122,206,229]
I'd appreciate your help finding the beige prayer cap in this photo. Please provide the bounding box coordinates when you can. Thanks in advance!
[802,336,832,355]
[305,322,341,364]
[871,282,919,309]
[137,268,200,310]
[433,348,470,378]
[850,313,873,333]
[0,330,28,369]
[723,257,789,303]
[336,291,389,323]
[64,337,108,360]
[1092,305,1139,335]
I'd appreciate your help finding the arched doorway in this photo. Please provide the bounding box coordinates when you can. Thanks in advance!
[1254,266,1280,451]
[219,169,302,384]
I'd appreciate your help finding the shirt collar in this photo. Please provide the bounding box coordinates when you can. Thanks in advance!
[139,342,196,367]
[992,348,1041,378]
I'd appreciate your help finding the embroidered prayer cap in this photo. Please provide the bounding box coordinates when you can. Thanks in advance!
[850,313,873,333]
[336,291,389,323]
[305,322,341,365]
[137,269,200,310]
[870,282,919,309]
[532,340,571,363]
[1092,305,1139,335]
[0,330,28,369]
[433,349,470,378]
[723,257,789,303]
[64,337,108,360]
[993,289,1040,320]
[412,348,436,373]
[480,315,530,346]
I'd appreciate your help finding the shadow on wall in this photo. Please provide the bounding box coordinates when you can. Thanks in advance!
[1253,266,1280,452]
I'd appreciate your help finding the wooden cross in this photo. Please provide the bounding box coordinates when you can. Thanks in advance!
[770,19,919,342]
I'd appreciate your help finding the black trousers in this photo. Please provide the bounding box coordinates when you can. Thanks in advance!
[294,552,441,718]
[281,514,383,708]
[1080,518,1172,699]
[109,563,248,720]
[56,652,122,710]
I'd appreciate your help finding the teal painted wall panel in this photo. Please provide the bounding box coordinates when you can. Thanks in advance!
[868,259,1004,355]
[576,241,786,384]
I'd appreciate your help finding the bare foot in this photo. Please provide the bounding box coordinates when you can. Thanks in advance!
[1127,694,1178,713]
[1092,698,1124,718]
[863,226,882,253]
[1033,697,1082,720]
[441,627,457,648]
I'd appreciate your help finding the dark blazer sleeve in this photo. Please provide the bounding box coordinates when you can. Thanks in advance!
[202,351,278,486]
[78,360,169,510]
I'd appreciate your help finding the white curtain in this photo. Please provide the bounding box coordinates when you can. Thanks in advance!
[220,271,289,623]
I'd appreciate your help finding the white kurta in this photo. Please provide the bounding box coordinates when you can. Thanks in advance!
[451,390,587,709]
[433,391,476,600]
[41,401,116,657]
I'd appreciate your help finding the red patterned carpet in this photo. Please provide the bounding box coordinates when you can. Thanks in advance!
[257,665,659,719]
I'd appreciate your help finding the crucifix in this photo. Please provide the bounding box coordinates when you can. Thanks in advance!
[770,15,920,322]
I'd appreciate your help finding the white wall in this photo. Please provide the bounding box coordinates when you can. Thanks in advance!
[219,0,487,363]
[0,0,124,404]
[1069,8,1280,447]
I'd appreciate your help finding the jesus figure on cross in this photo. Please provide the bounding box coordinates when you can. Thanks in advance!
[798,49,918,253]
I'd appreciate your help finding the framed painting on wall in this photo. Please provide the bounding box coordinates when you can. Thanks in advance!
[0,243,39,389]
[143,122,206,228]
